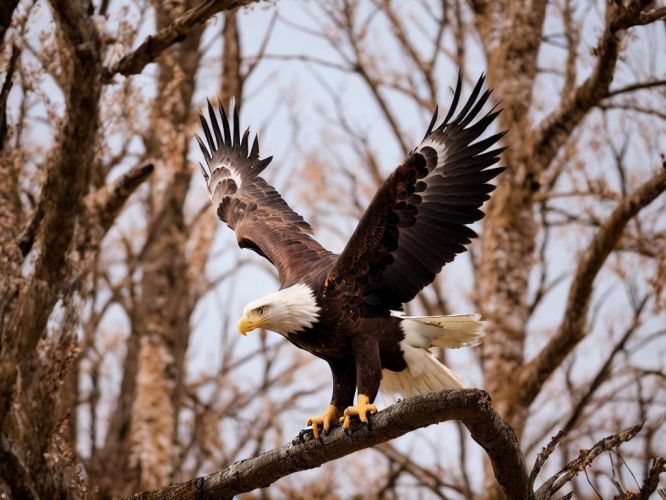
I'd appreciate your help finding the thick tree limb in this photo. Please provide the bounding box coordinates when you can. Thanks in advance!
[129,389,533,500]
[101,0,260,83]
[519,167,666,405]
[0,44,21,253]
[530,0,654,172]
[0,2,104,496]
[12,0,100,308]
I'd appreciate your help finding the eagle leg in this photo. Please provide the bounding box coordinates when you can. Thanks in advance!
[340,394,377,429]
[306,359,356,439]
[307,359,356,438]
[340,339,381,430]
[306,404,340,439]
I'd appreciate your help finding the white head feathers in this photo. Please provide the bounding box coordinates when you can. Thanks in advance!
[243,284,321,335]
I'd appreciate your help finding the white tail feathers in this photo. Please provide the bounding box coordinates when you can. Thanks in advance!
[380,312,484,401]
[390,312,485,348]
[381,352,465,401]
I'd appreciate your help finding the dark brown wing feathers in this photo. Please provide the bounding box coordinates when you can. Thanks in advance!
[327,74,506,312]
[198,101,332,287]
[198,74,505,310]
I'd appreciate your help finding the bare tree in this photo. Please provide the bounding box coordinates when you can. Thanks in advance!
[1,0,664,499]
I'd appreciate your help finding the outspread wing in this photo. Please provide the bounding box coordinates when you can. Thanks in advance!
[326,74,505,312]
[198,101,332,287]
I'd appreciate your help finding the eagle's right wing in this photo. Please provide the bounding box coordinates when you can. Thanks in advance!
[325,74,505,314]
[198,102,333,287]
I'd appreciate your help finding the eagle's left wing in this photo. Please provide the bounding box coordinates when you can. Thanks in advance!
[198,102,333,287]
[325,74,505,313]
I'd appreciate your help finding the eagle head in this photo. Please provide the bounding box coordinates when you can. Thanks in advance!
[238,284,321,336]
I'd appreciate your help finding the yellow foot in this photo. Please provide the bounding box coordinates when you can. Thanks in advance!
[306,404,339,439]
[340,394,377,430]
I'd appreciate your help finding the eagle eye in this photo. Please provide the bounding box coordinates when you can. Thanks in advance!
[255,306,264,315]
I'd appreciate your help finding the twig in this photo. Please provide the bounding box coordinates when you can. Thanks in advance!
[530,430,566,489]
[606,79,666,98]
[375,442,459,498]
[535,425,643,499]
[559,295,648,436]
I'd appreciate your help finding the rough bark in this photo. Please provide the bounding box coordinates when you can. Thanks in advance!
[0,3,104,495]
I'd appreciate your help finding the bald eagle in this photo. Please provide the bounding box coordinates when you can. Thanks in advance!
[198,74,504,438]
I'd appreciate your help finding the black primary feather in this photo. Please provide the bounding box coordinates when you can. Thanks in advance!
[196,99,272,181]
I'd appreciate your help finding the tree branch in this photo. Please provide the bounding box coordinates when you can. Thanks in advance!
[0,44,19,151]
[606,78,666,98]
[636,6,666,25]
[129,389,533,500]
[0,0,19,45]
[534,425,643,499]
[530,0,655,172]
[638,457,665,500]
[519,166,666,405]
[101,0,260,83]
[558,295,648,436]
[529,430,566,490]
[85,163,154,233]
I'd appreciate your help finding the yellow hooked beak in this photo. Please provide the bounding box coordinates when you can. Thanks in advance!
[238,316,261,336]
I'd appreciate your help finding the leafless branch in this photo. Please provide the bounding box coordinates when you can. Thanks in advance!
[635,6,666,25]
[102,0,261,83]
[558,295,648,436]
[85,163,154,232]
[0,44,19,151]
[530,430,566,490]
[129,389,534,500]
[606,79,666,98]
[535,425,643,500]
[375,442,461,498]
[519,166,666,405]
[531,0,656,172]
[638,457,665,500]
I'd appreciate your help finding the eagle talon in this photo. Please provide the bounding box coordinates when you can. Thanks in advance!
[344,426,355,439]
[296,428,313,443]
[306,404,339,440]
[340,394,377,430]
